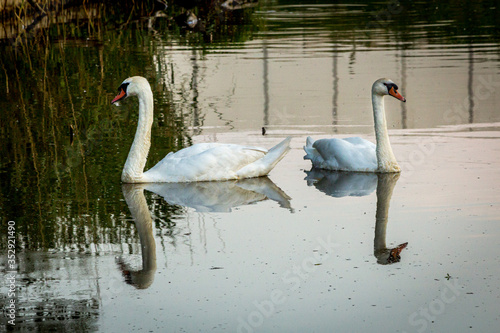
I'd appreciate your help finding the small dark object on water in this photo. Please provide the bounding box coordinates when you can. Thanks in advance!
[210,266,224,270]
[262,127,266,135]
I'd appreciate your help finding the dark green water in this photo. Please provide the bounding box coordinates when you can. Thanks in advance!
[1,1,500,332]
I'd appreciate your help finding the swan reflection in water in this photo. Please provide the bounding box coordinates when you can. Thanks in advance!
[119,184,157,289]
[305,169,377,197]
[118,177,292,288]
[143,176,292,212]
[305,169,408,264]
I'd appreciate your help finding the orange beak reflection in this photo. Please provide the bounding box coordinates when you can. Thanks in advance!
[389,87,406,102]
[111,89,127,104]
[387,242,408,263]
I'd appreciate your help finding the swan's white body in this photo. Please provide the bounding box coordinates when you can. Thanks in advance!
[304,78,406,173]
[112,76,291,183]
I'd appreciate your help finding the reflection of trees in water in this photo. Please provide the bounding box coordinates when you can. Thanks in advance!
[0,188,182,328]
[0,38,189,252]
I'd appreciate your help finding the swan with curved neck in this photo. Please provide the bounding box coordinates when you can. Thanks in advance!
[304,78,406,173]
[112,76,291,183]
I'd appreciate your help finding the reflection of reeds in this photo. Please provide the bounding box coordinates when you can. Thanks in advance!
[0,22,189,253]
[15,62,46,246]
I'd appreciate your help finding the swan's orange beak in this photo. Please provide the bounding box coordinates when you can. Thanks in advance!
[111,89,127,104]
[389,87,406,102]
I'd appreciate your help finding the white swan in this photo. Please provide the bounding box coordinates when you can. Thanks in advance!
[304,78,406,173]
[111,76,291,183]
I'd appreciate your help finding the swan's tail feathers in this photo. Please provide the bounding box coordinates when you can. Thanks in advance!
[303,136,319,161]
[236,137,292,178]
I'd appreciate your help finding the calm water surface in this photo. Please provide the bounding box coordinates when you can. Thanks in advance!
[1,0,500,332]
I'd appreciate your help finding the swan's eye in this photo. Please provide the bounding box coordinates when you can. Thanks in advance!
[383,82,398,92]
[118,82,130,93]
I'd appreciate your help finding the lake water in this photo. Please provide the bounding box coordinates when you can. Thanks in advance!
[1,0,500,332]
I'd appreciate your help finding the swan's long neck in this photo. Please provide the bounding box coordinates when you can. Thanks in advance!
[372,94,400,173]
[122,85,154,183]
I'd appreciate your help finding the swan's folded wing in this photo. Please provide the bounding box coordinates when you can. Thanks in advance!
[143,145,267,182]
[310,138,345,169]
[342,137,376,149]
[312,138,377,171]
[163,143,228,159]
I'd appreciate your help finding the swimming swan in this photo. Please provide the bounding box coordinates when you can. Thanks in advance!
[111,76,291,183]
[304,78,406,173]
